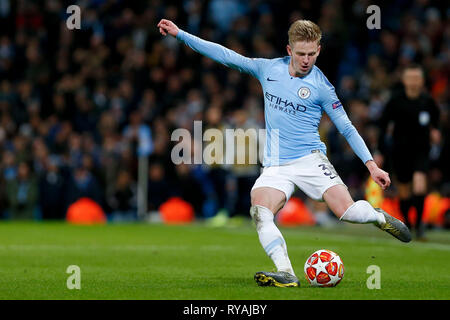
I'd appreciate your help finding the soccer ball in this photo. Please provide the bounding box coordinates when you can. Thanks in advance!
[304,249,344,287]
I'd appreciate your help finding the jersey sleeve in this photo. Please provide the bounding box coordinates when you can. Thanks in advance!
[319,75,373,164]
[176,29,267,79]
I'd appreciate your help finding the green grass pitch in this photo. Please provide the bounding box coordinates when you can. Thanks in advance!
[0,221,449,300]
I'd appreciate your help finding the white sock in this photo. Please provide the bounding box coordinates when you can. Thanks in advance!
[250,205,295,276]
[339,200,386,225]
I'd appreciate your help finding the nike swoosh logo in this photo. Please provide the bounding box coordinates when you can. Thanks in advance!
[267,78,277,81]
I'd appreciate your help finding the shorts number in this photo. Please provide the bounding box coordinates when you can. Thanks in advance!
[318,163,337,179]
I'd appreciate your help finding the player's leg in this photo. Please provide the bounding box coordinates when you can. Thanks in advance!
[250,184,299,287]
[323,184,411,242]
[323,184,385,224]
[251,186,286,214]
[397,182,412,229]
[293,152,385,224]
[250,187,294,275]
[412,171,427,239]
[295,152,411,242]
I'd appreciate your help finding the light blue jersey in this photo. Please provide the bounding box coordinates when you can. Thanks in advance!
[177,30,373,167]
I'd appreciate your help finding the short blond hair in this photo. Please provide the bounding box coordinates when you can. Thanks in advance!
[288,20,322,45]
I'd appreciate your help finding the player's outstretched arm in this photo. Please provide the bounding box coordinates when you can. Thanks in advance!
[156,19,264,78]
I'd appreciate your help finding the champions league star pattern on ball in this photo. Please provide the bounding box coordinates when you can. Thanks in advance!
[304,249,344,287]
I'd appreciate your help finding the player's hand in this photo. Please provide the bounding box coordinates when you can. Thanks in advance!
[366,160,391,190]
[371,167,391,190]
[157,19,179,37]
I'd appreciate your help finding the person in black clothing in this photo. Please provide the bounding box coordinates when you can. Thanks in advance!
[147,161,173,211]
[173,163,205,217]
[107,170,137,222]
[39,157,66,220]
[65,165,103,211]
[376,64,441,239]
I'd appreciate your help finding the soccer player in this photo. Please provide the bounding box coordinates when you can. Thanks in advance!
[376,64,441,240]
[158,19,411,288]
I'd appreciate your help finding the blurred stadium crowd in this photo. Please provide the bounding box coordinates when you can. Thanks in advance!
[0,0,448,223]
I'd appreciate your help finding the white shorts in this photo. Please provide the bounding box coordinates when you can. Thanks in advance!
[251,151,346,202]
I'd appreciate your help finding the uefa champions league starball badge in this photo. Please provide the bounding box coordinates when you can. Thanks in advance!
[298,87,311,99]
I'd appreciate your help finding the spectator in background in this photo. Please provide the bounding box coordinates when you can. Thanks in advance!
[376,64,441,240]
[107,170,137,222]
[65,164,102,211]
[11,134,30,164]
[203,103,236,219]
[0,149,16,218]
[227,108,261,217]
[1,149,17,181]
[38,156,65,220]
[0,171,6,218]
[123,109,154,159]
[147,161,172,211]
[207,0,249,37]
[173,163,205,216]
[5,161,38,219]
